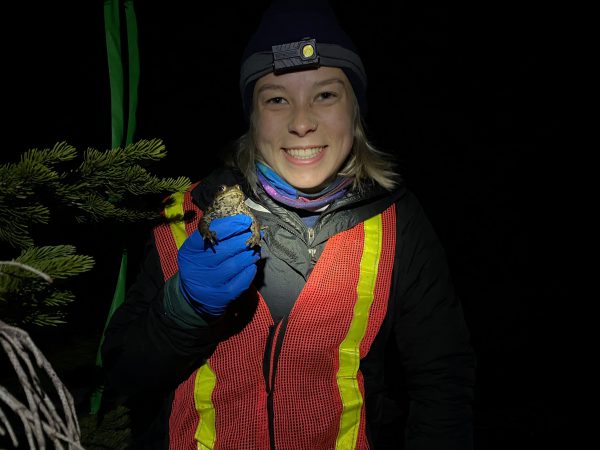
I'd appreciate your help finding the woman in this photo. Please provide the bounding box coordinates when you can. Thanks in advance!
[102,1,475,448]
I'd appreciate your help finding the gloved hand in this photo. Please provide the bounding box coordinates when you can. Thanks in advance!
[178,214,261,316]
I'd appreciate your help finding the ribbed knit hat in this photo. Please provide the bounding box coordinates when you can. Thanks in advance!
[240,0,367,119]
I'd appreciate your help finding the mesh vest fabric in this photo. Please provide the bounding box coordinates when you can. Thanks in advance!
[154,181,202,281]
[153,184,396,449]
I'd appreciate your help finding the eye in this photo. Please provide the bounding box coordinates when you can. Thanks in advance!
[218,185,227,192]
[317,91,337,101]
[266,96,287,105]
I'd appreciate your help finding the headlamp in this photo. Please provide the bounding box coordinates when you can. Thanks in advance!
[272,38,320,74]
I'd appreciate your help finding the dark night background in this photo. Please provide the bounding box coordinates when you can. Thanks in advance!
[3,0,569,448]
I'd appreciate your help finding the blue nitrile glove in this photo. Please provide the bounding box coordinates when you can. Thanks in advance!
[178,214,261,316]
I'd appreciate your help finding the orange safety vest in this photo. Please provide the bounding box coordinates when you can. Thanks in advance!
[154,185,396,450]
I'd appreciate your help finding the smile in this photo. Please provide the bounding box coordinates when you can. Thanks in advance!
[283,146,326,160]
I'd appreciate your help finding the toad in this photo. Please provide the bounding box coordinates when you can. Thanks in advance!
[199,184,261,248]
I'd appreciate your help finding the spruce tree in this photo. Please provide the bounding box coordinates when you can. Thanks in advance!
[0,138,190,327]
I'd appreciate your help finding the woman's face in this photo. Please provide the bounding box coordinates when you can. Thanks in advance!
[253,66,354,193]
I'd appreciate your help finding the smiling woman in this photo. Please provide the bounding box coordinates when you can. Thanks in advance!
[101,0,476,448]
[253,67,355,192]
[234,70,399,196]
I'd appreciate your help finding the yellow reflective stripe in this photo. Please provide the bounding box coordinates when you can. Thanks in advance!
[164,191,187,249]
[336,214,383,449]
[194,362,217,449]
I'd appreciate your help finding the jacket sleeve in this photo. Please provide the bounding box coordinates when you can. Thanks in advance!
[101,233,219,400]
[393,193,476,450]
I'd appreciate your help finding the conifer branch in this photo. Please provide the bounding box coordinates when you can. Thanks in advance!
[0,247,94,327]
[1,138,191,328]
[0,261,53,284]
[15,246,95,280]
[0,138,191,250]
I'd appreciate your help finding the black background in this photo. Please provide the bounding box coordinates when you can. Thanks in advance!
[3,0,569,448]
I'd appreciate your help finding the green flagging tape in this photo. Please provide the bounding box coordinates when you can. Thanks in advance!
[91,0,140,415]
[90,250,128,414]
[125,0,140,146]
[103,0,124,149]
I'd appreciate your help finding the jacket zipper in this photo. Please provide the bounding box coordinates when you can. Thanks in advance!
[307,228,317,267]
[263,317,289,450]
[263,213,308,245]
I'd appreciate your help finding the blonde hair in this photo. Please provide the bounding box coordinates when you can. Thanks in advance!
[226,89,400,194]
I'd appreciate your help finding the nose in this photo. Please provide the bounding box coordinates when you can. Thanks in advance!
[288,105,317,137]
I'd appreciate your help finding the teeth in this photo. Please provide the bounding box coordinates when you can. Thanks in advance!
[285,146,324,159]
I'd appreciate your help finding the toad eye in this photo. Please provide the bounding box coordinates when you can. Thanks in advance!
[218,185,227,192]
